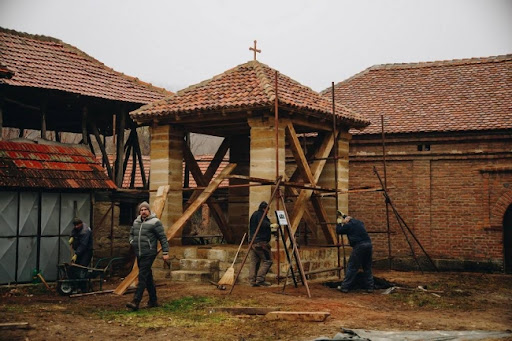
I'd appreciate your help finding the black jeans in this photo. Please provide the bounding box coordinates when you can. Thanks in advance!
[133,254,157,304]
[342,242,374,290]
[249,242,273,284]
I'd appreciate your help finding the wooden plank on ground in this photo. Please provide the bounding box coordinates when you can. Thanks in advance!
[113,164,237,295]
[265,311,330,322]
[0,322,30,330]
[70,289,114,298]
[210,307,281,315]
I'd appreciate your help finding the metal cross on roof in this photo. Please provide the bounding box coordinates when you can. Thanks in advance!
[249,40,261,61]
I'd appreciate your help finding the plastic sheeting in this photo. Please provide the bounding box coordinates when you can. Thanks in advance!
[314,328,512,341]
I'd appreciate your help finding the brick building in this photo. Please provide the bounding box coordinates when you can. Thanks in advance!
[325,55,512,272]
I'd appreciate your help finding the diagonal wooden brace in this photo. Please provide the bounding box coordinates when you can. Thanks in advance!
[113,163,237,295]
[286,123,337,243]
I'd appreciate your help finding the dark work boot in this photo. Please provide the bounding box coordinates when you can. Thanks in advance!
[257,281,272,287]
[146,301,159,308]
[126,300,140,311]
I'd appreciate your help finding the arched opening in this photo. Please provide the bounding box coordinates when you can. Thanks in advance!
[504,204,512,273]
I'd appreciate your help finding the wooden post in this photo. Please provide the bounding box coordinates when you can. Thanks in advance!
[133,129,147,189]
[90,120,113,179]
[0,97,3,141]
[115,108,126,187]
[41,102,47,140]
[82,106,88,145]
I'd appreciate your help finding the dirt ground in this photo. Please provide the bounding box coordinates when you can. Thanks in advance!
[1,270,511,341]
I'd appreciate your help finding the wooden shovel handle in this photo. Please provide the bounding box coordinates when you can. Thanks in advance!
[230,233,246,268]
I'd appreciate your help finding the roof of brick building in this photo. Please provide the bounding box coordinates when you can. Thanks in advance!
[0,27,172,103]
[322,54,512,135]
[131,60,370,129]
[0,141,116,190]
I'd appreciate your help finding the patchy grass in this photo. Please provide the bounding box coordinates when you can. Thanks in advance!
[390,290,457,309]
[1,304,27,314]
[95,296,234,328]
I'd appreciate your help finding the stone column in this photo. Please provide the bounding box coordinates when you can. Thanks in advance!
[248,117,286,222]
[149,124,184,245]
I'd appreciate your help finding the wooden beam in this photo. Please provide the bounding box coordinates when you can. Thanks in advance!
[113,164,236,295]
[115,108,126,187]
[186,137,230,205]
[288,129,336,243]
[286,123,315,183]
[132,128,147,189]
[90,120,113,179]
[183,143,234,242]
[81,106,88,145]
[265,311,330,322]
[41,102,47,140]
[203,137,230,180]
[122,129,136,187]
[210,307,280,315]
[285,123,336,242]
[0,322,30,330]
[0,97,3,141]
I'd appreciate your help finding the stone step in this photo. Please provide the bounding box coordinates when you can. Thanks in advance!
[171,270,217,283]
[152,267,171,281]
[179,258,219,271]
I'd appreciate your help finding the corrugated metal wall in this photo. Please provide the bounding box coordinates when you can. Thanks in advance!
[0,191,91,284]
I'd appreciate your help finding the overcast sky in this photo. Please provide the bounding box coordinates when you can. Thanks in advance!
[1,0,511,93]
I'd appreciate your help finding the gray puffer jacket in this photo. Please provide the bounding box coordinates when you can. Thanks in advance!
[129,213,169,257]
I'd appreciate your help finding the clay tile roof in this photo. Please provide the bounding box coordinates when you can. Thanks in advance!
[0,27,172,103]
[322,54,512,135]
[131,60,370,129]
[0,141,116,190]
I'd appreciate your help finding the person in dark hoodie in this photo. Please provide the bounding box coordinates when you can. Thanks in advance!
[69,218,93,292]
[126,201,169,311]
[69,218,93,267]
[248,201,278,287]
[336,211,374,293]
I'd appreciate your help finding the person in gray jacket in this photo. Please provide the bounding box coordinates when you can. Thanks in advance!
[126,201,169,311]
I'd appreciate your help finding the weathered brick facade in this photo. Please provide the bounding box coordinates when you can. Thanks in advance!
[326,55,512,272]
[349,132,512,271]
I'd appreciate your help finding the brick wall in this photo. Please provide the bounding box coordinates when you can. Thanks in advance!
[349,132,512,271]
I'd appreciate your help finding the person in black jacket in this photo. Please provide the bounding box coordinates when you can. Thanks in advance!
[69,218,93,267]
[248,201,278,287]
[68,218,93,292]
[336,212,374,293]
[126,201,170,311]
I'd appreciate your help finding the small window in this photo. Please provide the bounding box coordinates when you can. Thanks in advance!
[119,202,137,225]
[417,144,431,152]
